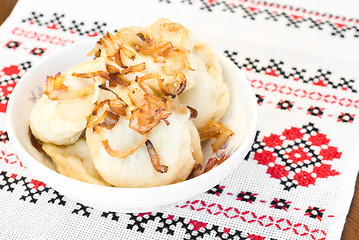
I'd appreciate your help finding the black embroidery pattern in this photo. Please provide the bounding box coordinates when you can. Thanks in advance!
[160,0,359,38]
[224,50,357,93]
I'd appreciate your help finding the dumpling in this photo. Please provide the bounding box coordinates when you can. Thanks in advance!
[29,95,92,145]
[29,58,106,145]
[91,18,198,95]
[85,81,203,187]
[29,19,232,188]
[146,18,196,51]
[86,111,202,188]
[179,41,230,130]
[42,138,111,186]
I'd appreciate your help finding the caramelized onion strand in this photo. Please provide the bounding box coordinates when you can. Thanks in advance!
[114,51,128,68]
[102,134,149,159]
[145,140,168,173]
[188,163,202,179]
[187,106,198,118]
[199,120,234,152]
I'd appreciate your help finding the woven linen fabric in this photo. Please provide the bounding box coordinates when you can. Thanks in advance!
[1,0,359,239]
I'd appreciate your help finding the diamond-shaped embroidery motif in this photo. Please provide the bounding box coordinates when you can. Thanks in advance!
[30,47,46,56]
[236,191,257,203]
[305,206,325,221]
[270,198,291,211]
[253,123,341,191]
[4,40,21,50]
[337,112,355,123]
[276,100,294,111]
[307,106,324,117]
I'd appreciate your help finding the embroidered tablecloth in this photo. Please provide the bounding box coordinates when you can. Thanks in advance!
[1,0,358,239]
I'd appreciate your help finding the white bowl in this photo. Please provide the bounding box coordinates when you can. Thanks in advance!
[7,38,257,213]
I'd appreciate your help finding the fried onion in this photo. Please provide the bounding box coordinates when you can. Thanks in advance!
[114,51,127,68]
[119,45,136,60]
[88,108,122,132]
[135,41,173,57]
[97,85,128,116]
[44,73,95,100]
[44,74,68,100]
[199,120,234,152]
[99,32,117,56]
[102,133,149,159]
[120,62,146,75]
[89,85,128,131]
[136,73,162,95]
[158,73,186,96]
[134,35,193,74]
[161,48,194,75]
[187,106,198,119]
[72,70,131,87]
[87,110,109,129]
[145,140,168,173]
[72,71,108,80]
[87,41,101,58]
[137,32,153,44]
[128,88,172,135]
[188,163,202,179]
[98,111,120,130]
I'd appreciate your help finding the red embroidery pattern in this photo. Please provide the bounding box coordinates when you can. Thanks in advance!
[250,79,359,109]
[176,199,327,239]
[189,219,207,231]
[126,211,270,239]
[207,184,335,220]
[11,27,75,47]
[247,234,265,240]
[252,123,341,191]
[255,94,356,123]
[30,179,46,189]
[0,164,332,239]
[0,150,23,167]
[0,61,32,112]
[1,64,22,76]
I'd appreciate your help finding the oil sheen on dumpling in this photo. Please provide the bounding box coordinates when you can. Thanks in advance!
[86,111,202,188]
[29,58,106,145]
[179,41,230,130]
[42,138,111,186]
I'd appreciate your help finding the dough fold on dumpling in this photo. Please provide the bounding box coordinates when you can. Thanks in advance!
[42,138,111,186]
[30,95,92,145]
[179,41,230,130]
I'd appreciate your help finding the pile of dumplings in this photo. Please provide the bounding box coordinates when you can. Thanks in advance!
[29,19,232,188]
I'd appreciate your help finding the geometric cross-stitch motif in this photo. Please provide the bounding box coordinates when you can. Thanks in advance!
[252,123,341,191]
